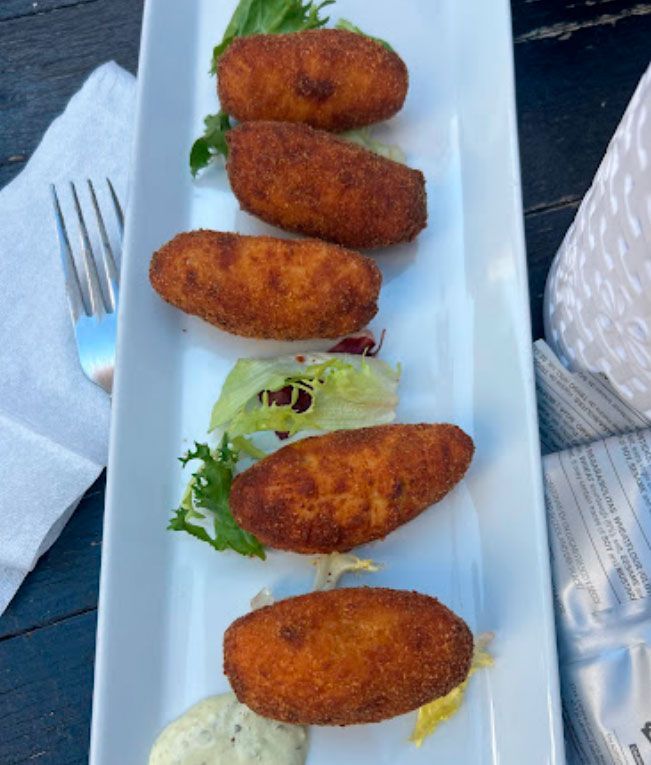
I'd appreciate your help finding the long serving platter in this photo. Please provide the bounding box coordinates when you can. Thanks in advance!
[89,0,566,762]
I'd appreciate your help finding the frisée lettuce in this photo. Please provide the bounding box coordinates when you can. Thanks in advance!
[209,353,400,439]
[169,437,265,559]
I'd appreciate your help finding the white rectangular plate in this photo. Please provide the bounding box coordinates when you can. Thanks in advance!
[90,1,566,762]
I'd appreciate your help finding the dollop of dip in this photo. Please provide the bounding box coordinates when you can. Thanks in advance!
[149,692,308,765]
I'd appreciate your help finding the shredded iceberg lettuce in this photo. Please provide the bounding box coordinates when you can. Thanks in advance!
[342,127,405,163]
[250,587,275,610]
[410,632,494,746]
[312,552,380,590]
[210,352,400,439]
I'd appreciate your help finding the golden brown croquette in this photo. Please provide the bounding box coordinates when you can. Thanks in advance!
[223,587,474,725]
[218,29,408,131]
[226,121,427,249]
[149,230,381,340]
[229,423,474,553]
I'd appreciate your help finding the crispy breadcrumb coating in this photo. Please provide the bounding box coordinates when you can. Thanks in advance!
[218,29,408,131]
[149,230,381,340]
[226,121,427,249]
[223,587,474,725]
[230,423,474,553]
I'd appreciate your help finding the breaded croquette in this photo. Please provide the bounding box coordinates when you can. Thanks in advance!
[226,121,427,249]
[230,423,474,553]
[149,231,381,340]
[218,29,408,131]
[223,587,473,725]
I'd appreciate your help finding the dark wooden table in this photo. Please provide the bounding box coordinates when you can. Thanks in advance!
[1,1,649,762]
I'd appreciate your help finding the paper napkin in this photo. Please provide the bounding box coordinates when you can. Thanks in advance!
[0,62,136,615]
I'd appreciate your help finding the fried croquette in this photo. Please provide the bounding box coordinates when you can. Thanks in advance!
[230,423,474,553]
[218,29,408,131]
[223,587,474,725]
[148,230,381,340]
[226,121,427,249]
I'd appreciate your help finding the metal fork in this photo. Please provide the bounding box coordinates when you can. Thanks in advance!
[51,179,123,394]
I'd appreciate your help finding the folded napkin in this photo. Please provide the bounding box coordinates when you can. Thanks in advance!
[0,62,136,615]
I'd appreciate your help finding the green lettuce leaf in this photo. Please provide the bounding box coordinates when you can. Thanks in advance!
[210,352,400,438]
[334,18,393,51]
[341,127,405,163]
[212,0,335,72]
[169,438,265,559]
[190,111,232,176]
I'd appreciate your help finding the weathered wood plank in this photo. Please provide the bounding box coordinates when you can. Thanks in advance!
[514,10,651,212]
[3,0,641,33]
[0,0,98,23]
[511,0,651,42]
[0,610,96,765]
[0,474,104,641]
[0,158,26,189]
[0,0,143,187]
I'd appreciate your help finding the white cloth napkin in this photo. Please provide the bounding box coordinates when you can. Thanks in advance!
[0,62,136,615]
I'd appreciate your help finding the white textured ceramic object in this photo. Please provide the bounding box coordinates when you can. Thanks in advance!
[544,63,651,416]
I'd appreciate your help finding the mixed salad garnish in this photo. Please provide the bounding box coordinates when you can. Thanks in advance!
[170,333,399,560]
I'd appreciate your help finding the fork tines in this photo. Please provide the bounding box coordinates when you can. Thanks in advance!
[51,179,123,320]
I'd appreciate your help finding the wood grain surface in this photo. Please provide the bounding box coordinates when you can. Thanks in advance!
[0,0,142,189]
[0,0,649,762]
